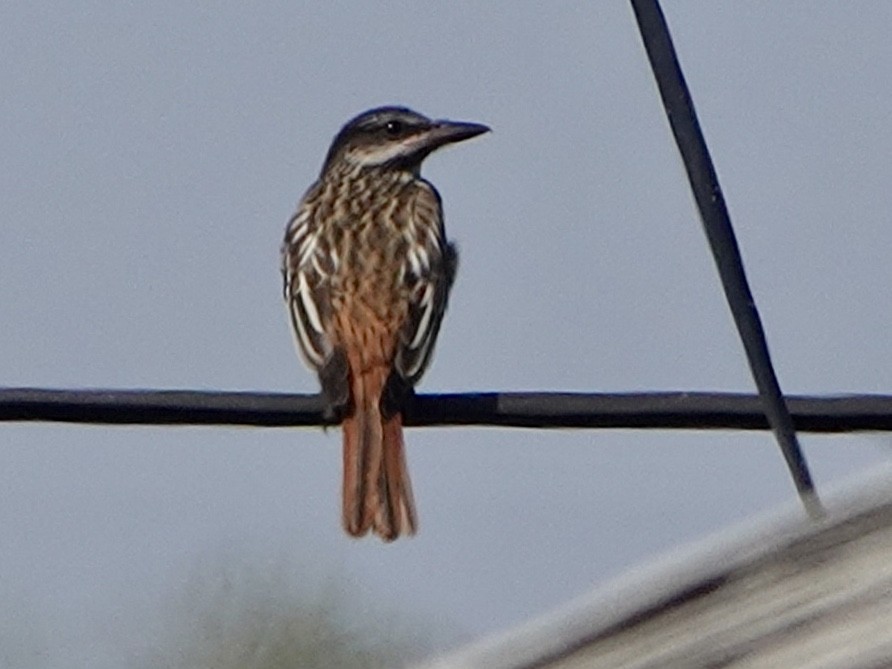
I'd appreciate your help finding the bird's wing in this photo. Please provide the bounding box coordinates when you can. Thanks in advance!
[282,185,334,371]
[394,181,458,386]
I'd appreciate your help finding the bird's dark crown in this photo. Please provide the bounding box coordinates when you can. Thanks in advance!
[321,106,489,174]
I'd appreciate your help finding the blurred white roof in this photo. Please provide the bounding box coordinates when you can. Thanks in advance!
[415,466,892,669]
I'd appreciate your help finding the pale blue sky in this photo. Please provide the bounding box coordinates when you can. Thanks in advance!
[1,3,890,666]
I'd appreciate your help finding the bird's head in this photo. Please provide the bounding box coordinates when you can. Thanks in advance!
[321,106,489,175]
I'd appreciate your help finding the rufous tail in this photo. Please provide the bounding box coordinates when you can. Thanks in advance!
[341,365,416,541]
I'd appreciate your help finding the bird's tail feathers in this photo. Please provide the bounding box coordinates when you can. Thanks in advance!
[341,363,416,541]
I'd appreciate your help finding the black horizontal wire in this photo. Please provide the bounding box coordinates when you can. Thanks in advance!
[2,387,892,432]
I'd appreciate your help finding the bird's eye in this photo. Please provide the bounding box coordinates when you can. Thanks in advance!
[384,120,404,137]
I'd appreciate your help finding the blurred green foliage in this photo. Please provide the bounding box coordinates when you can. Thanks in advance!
[136,557,434,669]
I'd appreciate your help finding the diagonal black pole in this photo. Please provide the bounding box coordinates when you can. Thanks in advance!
[630,0,824,518]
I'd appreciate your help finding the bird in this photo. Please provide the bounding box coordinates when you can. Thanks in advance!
[282,106,489,541]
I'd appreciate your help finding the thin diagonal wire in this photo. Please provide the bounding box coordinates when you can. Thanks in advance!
[629,0,823,518]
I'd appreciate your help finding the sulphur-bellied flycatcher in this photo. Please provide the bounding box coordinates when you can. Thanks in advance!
[282,107,489,541]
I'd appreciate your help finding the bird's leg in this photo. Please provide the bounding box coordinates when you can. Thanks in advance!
[319,347,351,421]
[381,371,414,419]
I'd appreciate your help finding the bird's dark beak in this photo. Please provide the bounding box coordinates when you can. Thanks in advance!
[422,119,490,150]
